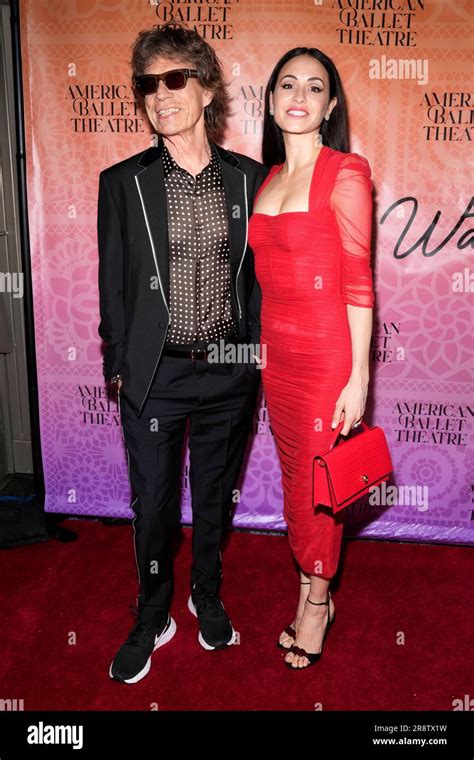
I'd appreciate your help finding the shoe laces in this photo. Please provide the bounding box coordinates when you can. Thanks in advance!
[194,589,224,617]
[126,604,167,648]
[125,620,159,649]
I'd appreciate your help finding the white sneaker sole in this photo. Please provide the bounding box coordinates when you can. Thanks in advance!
[109,615,177,684]
[187,594,237,650]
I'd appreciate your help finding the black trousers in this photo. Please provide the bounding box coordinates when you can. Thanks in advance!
[119,353,260,621]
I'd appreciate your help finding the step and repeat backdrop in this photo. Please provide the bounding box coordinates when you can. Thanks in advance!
[19,0,472,542]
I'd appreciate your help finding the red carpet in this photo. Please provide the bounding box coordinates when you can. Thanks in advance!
[1,519,472,711]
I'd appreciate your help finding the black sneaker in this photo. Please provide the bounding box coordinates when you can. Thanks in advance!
[109,610,177,684]
[187,585,236,650]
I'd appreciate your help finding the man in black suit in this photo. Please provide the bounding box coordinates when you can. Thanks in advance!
[97,23,268,683]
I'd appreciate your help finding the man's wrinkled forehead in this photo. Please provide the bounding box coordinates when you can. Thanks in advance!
[143,56,194,75]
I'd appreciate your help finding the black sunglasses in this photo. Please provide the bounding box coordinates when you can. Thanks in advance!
[134,68,199,96]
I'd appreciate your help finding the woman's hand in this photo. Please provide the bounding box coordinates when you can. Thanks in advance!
[331,373,369,435]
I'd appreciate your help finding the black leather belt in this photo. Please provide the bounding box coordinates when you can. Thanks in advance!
[162,339,243,362]
[162,346,211,360]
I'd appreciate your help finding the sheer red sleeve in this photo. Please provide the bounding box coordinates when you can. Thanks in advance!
[330,153,375,308]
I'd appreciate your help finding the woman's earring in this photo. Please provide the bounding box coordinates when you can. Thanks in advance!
[315,133,323,146]
[269,107,274,116]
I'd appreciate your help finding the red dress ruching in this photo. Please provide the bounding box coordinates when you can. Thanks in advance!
[248,146,375,579]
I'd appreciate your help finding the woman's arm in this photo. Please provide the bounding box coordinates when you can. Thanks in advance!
[329,153,375,434]
[332,305,372,433]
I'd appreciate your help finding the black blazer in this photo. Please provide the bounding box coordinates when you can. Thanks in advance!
[97,139,269,417]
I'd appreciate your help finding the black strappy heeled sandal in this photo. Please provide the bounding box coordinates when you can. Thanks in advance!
[277,580,311,650]
[284,590,335,669]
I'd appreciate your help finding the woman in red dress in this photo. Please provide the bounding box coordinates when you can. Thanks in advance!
[248,48,375,669]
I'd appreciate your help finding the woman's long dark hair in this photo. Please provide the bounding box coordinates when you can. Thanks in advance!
[262,47,350,167]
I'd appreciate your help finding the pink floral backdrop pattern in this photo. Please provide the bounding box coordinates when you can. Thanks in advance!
[20,0,473,543]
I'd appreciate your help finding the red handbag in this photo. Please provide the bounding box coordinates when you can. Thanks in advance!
[312,420,393,513]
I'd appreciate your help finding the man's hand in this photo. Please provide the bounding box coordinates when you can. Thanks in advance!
[109,374,122,391]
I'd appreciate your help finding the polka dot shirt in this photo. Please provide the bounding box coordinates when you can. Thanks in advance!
[162,142,239,348]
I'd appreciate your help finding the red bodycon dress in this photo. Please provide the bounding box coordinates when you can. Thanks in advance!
[248,146,375,579]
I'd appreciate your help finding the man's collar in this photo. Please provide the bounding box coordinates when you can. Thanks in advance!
[137,136,241,170]
[161,140,220,178]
